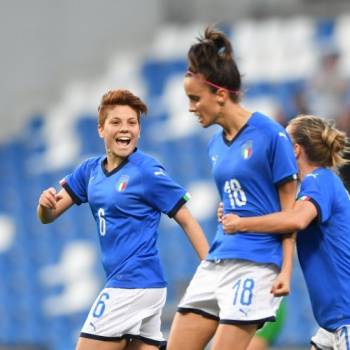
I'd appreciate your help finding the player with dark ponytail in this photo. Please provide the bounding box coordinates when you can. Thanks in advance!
[167,27,298,350]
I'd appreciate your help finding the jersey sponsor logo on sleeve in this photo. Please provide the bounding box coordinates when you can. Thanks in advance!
[154,169,166,176]
[278,131,288,139]
[241,140,253,160]
[306,173,319,179]
[116,175,129,192]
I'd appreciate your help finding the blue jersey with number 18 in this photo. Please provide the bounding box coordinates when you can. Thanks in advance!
[207,112,298,268]
[60,149,189,289]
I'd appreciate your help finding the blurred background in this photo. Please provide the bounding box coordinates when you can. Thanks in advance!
[0,0,350,349]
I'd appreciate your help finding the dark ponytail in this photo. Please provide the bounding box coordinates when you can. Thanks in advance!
[188,26,242,102]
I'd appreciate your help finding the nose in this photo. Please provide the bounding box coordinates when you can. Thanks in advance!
[119,122,130,131]
[189,103,196,113]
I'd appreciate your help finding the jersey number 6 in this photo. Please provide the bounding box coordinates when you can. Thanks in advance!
[98,208,106,236]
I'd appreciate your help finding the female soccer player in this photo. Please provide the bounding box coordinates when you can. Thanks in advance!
[166,27,298,350]
[37,89,209,350]
[220,115,350,350]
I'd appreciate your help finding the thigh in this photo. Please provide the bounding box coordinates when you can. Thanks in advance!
[132,288,166,344]
[126,339,159,350]
[178,260,220,317]
[76,336,128,350]
[211,323,257,350]
[167,311,218,350]
[81,287,166,343]
[247,336,268,350]
[252,298,287,347]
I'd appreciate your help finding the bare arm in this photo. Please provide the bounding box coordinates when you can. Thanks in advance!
[37,187,74,224]
[222,182,318,296]
[173,205,209,260]
[222,200,317,234]
[273,180,297,296]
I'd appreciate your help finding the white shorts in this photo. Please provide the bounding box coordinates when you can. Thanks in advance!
[178,259,281,326]
[311,326,350,350]
[80,287,166,347]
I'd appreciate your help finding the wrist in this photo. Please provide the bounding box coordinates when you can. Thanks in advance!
[237,217,245,232]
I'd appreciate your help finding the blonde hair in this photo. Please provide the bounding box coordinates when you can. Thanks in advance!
[98,89,147,126]
[288,114,350,168]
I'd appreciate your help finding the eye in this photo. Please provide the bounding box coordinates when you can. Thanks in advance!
[189,95,200,102]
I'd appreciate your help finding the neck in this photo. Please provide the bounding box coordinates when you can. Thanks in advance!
[298,161,320,180]
[218,103,252,140]
[105,153,125,172]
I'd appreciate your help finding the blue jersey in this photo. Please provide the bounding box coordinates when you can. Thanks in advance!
[207,112,297,267]
[297,168,350,331]
[61,149,189,289]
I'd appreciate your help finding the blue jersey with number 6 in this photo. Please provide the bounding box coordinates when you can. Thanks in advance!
[297,168,350,331]
[207,112,297,267]
[60,149,189,289]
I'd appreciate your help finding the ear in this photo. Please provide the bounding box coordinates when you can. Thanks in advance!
[216,88,228,106]
[294,143,301,158]
[98,124,104,139]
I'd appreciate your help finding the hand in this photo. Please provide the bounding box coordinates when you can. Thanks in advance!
[271,272,290,296]
[217,202,224,223]
[38,187,62,210]
[221,213,240,234]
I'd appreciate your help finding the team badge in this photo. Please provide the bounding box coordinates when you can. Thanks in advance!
[241,140,253,160]
[116,175,129,192]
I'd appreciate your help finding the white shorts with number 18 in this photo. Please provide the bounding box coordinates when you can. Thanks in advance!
[178,259,281,326]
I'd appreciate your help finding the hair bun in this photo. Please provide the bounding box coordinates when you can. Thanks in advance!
[204,27,233,60]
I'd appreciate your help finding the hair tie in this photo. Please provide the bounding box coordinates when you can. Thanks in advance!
[186,70,239,95]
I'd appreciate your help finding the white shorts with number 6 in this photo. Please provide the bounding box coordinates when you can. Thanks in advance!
[178,259,281,325]
[80,287,166,346]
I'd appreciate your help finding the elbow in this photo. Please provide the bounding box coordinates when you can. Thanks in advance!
[292,218,309,231]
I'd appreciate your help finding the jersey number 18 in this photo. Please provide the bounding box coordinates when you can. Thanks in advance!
[224,178,247,208]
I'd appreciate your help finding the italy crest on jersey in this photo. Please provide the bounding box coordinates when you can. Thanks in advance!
[116,175,129,192]
[241,140,253,160]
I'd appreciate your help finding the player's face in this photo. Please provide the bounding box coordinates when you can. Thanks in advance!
[98,105,140,159]
[184,75,222,128]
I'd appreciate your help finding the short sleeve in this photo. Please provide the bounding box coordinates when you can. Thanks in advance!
[143,164,189,217]
[270,129,298,185]
[60,158,97,205]
[297,174,332,223]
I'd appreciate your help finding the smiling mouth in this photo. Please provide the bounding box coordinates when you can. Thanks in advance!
[115,137,131,146]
